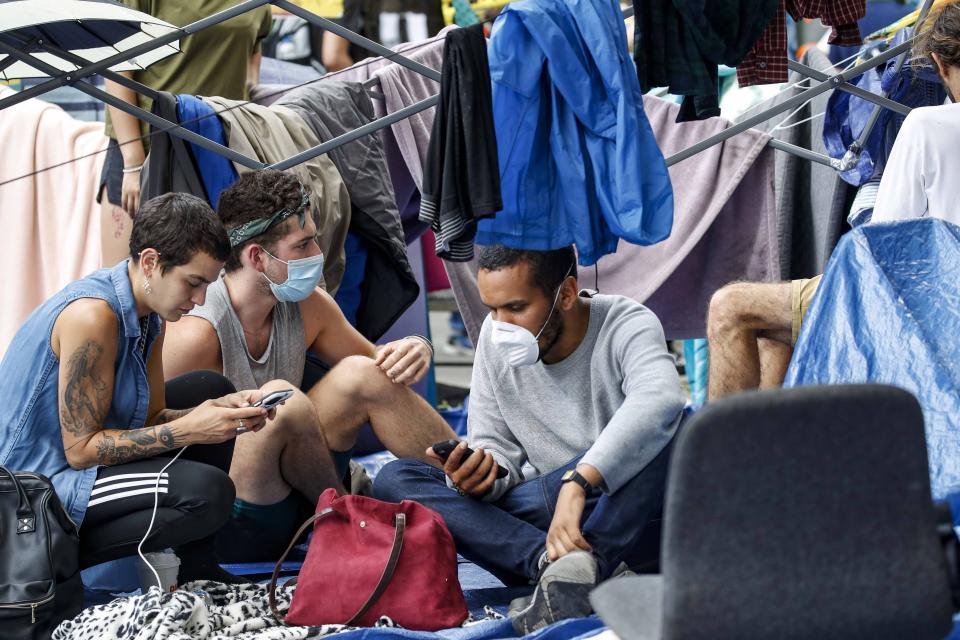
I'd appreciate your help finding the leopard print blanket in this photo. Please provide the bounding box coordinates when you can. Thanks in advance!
[54,581,500,640]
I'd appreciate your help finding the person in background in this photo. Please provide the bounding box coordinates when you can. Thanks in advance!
[319,0,445,72]
[374,245,686,634]
[705,0,960,401]
[99,0,272,267]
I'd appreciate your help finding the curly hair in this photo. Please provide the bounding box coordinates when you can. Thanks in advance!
[217,169,305,272]
[913,1,960,69]
[129,193,229,273]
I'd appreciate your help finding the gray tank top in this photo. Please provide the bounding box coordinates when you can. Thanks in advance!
[189,277,306,390]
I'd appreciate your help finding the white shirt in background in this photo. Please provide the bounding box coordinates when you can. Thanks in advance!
[873,101,960,225]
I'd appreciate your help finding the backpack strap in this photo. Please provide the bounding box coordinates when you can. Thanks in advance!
[0,466,36,534]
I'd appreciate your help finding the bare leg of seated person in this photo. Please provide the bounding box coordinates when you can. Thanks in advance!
[758,337,793,390]
[307,355,457,463]
[230,379,345,506]
[218,380,347,562]
[707,282,794,401]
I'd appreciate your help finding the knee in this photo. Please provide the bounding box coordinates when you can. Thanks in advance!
[326,356,389,403]
[166,370,237,409]
[188,465,236,538]
[261,382,319,433]
[707,283,752,340]
[372,459,433,503]
[260,378,299,396]
[199,371,237,398]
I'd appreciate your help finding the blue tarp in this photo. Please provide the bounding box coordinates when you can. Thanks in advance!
[784,218,960,499]
[326,616,605,640]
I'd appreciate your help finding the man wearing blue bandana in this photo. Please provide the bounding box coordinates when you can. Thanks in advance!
[164,169,457,562]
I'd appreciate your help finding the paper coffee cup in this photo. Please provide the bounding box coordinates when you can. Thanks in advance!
[137,551,180,593]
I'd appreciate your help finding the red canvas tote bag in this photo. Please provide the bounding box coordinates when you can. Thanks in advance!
[269,489,468,630]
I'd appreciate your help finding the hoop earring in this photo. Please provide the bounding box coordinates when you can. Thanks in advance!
[143,278,153,295]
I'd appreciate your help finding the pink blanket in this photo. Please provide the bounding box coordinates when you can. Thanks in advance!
[0,87,106,358]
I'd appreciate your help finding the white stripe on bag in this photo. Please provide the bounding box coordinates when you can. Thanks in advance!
[90,478,169,496]
[87,486,169,508]
[93,472,168,487]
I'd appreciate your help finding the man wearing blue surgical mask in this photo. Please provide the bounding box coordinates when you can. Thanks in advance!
[374,244,686,633]
[163,169,457,564]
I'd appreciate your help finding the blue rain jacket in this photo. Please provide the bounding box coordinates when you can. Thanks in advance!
[785,219,960,500]
[476,0,674,266]
[177,94,238,209]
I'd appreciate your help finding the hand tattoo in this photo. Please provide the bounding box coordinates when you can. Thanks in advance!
[95,425,184,465]
[60,340,108,437]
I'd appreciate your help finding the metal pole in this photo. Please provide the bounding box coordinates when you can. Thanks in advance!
[269,94,439,170]
[0,38,265,170]
[787,59,911,116]
[666,37,912,167]
[768,138,839,168]
[0,0,271,112]
[854,0,935,149]
[272,0,442,83]
[14,35,162,101]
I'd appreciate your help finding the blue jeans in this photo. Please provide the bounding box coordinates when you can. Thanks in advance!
[373,440,672,586]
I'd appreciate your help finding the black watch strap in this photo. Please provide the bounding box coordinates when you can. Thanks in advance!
[561,469,593,493]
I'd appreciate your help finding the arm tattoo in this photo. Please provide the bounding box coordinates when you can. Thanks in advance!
[150,407,192,426]
[95,425,185,466]
[60,340,109,437]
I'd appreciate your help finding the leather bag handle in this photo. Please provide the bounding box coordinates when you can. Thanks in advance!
[0,466,36,534]
[269,507,407,626]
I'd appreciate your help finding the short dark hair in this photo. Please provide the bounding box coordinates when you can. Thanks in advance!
[477,245,577,298]
[217,169,304,272]
[129,193,230,273]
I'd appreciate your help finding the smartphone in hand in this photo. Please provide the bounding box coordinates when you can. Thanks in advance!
[431,439,509,479]
[254,388,294,411]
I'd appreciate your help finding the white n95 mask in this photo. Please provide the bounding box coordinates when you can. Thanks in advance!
[490,320,543,367]
[489,273,566,368]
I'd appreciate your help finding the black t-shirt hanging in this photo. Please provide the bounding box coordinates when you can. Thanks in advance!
[418,24,502,262]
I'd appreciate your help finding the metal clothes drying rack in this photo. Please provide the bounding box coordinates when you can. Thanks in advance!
[0,0,934,179]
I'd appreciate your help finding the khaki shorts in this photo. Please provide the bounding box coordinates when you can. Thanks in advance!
[790,274,823,344]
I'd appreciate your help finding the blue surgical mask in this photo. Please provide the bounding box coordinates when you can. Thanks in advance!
[261,249,324,302]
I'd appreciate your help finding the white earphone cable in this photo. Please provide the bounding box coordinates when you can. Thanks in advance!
[137,445,189,592]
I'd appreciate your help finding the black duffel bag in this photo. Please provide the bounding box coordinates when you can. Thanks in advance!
[0,466,82,639]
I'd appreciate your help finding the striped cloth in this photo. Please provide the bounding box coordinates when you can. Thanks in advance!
[86,471,168,509]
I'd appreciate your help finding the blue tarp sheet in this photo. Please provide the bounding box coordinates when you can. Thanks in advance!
[784,218,960,500]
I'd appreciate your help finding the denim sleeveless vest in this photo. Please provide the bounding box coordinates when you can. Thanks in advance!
[0,261,161,526]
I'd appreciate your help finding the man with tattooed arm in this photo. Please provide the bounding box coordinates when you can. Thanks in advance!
[0,193,275,582]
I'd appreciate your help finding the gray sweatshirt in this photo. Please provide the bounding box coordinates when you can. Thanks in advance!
[469,294,685,501]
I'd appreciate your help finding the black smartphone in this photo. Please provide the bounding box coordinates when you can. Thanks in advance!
[431,439,508,478]
[254,388,294,411]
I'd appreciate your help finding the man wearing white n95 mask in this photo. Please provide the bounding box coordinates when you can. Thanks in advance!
[374,245,686,634]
